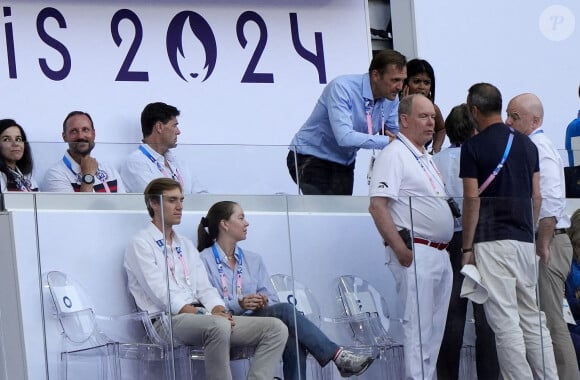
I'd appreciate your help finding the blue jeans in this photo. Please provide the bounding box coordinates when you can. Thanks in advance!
[252,303,339,380]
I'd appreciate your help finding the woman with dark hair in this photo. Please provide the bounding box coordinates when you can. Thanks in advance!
[197,201,374,380]
[402,58,446,153]
[0,119,37,192]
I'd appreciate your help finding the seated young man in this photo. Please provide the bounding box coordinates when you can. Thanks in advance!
[124,178,287,380]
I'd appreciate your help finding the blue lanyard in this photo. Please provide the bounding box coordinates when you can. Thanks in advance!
[62,155,109,184]
[211,243,243,301]
[139,145,182,184]
[139,145,160,165]
[491,128,514,176]
[478,127,514,194]
[62,155,82,182]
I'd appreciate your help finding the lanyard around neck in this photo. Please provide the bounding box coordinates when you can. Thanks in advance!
[139,145,183,185]
[397,136,445,196]
[8,167,32,192]
[211,243,243,302]
[478,128,514,194]
[365,100,385,136]
[155,237,190,286]
[62,155,111,193]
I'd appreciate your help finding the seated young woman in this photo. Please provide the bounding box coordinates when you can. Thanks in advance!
[197,201,374,380]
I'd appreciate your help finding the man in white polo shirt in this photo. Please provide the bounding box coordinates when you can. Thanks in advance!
[369,93,454,380]
[42,111,125,193]
[121,102,205,193]
[506,93,579,379]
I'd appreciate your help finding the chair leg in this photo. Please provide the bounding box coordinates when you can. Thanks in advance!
[109,344,122,380]
[60,353,68,380]
[459,345,476,380]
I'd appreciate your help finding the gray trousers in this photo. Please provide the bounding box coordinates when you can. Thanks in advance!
[171,314,288,380]
[539,233,580,380]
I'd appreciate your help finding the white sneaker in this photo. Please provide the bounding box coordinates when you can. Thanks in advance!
[334,348,374,377]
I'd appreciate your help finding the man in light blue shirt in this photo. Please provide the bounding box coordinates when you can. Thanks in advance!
[287,49,406,195]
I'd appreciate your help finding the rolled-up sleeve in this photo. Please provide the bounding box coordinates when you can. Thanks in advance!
[536,141,566,221]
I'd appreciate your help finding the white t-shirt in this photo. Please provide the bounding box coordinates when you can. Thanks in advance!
[369,134,454,243]
[41,151,126,193]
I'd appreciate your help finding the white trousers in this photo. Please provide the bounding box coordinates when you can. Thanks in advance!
[475,239,558,380]
[386,244,452,380]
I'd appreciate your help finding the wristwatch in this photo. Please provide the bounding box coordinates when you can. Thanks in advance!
[82,173,95,185]
[461,247,473,253]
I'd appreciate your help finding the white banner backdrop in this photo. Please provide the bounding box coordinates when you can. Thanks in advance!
[0,1,372,194]
[412,0,580,153]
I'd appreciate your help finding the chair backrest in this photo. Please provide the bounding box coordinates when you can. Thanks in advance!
[337,275,391,331]
[46,271,101,344]
[270,274,321,325]
[337,275,400,349]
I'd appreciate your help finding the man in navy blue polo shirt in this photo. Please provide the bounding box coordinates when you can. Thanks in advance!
[460,83,557,379]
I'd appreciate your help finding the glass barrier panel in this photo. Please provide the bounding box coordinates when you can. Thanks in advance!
[6,190,580,379]
[33,192,174,380]
[27,142,300,196]
[286,195,397,379]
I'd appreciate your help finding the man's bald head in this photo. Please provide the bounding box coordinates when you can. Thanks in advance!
[505,93,544,135]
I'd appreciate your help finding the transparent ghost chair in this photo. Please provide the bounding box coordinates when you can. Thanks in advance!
[337,275,404,379]
[271,273,376,380]
[459,306,477,380]
[46,271,170,380]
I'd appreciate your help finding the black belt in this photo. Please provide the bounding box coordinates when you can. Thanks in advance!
[535,228,567,240]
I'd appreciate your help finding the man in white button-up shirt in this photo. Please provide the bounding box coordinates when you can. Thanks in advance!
[506,93,579,380]
[121,102,205,193]
[124,178,287,380]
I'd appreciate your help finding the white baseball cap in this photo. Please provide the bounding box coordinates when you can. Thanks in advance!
[460,264,489,304]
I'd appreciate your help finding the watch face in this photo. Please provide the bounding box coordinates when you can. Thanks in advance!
[82,174,95,184]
